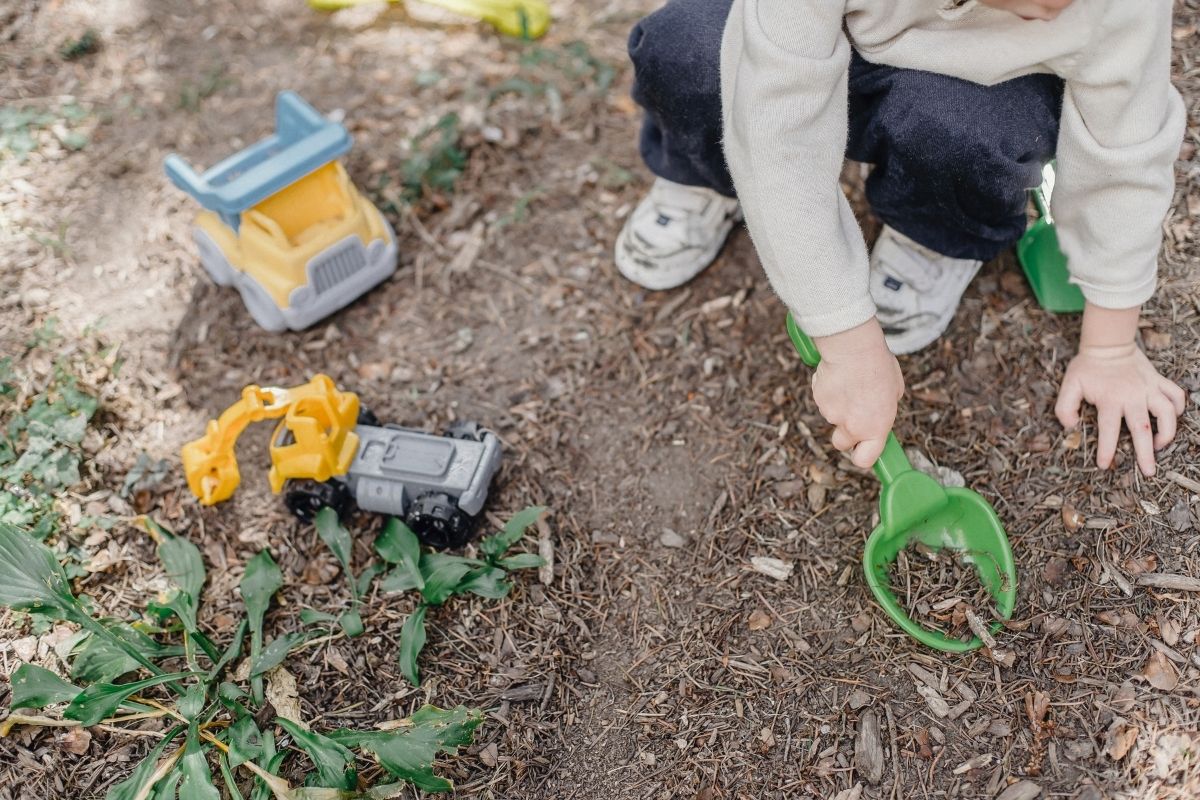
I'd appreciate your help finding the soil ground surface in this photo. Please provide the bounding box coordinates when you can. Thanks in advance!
[3,1,1200,798]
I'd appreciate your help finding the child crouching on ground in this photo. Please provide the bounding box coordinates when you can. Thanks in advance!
[615,0,1187,475]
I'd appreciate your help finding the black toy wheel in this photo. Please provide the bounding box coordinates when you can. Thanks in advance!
[284,479,352,522]
[444,420,486,442]
[357,407,382,428]
[405,492,476,549]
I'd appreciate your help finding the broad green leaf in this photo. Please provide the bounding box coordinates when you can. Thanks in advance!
[227,715,263,768]
[251,632,314,678]
[207,619,248,683]
[152,771,182,800]
[498,553,545,571]
[330,705,483,792]
[249,731,284,800]
[104,725,185,800]
[0,521,82,620]
[276,718,356,790]
[398,605,427,686]
[145,519,205,633]
[71,622,180,683]
[479,506,545,561]
[9,663,81,708]
[354,562,385,598]
[375,520,423,591]
[241,552,283,635]
[64,671,193,727]
[179,723,220,800]
[298,609,339,626]
[241,550,282,706]
[379,568,423,595]
[338,611,364,638]
[417,553,476,605]
[218,682,247,707]
[454,567,511,600]
[313,508,353,578]
[178,683,206,720]
[219,753,246,800]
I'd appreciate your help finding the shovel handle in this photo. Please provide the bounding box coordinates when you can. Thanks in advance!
[785,313,914,485]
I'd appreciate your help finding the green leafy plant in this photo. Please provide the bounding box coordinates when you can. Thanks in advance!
[400,113,466,201]
[0,361,98,540]
[59,29,101,61]
[378,506,546,685]
[313,508,386,638]
[0,521,483,796]
[0,102,89,160]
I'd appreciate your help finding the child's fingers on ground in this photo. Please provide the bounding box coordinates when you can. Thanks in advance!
[1096,405,1122,469]
[851,437,886,469]
[1124,405,1156,476]
[1161,378,1187,415]
[1054,379,1083,429]
[1149,392,1178,451]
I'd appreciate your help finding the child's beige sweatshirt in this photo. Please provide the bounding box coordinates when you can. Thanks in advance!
[720,0,1185,337]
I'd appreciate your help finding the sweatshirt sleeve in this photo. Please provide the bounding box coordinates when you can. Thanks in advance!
[1051,0,1186,309]
[720,0,870,337]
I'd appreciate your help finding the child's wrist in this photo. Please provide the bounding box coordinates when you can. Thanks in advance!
[813,318,889,363]
[1078,302,1141,350]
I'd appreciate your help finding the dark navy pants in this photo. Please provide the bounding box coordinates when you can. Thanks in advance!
[629,0,1064,261]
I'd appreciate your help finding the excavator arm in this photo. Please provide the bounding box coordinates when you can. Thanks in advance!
[182,374,360,505]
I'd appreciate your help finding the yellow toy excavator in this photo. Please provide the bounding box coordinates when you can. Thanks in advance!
[181,375,504,549]
[182,375,361,506]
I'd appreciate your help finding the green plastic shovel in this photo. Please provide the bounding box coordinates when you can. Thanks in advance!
[1016,162,1085,313]
[786,314,1018,651]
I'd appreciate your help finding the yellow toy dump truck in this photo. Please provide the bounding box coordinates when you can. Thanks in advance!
[165,92,396,332]
[182,375,502,548]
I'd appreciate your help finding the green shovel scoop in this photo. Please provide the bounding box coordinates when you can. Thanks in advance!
[1016,161,1085,313]
[786,314,1017,651]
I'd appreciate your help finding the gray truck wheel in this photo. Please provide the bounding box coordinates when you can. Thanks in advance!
[193,227,237,287]
[237,276,288,332]
[284,479,352,522]
[406,492,475,549]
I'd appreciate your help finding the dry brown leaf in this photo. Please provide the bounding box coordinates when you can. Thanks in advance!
[1096,610,1139,628]
[1042,557,1069,586]
[1121,553,1157,575]
[1105,720,1138,760]
[59,727,92,755]
[996,780,1043,800]
[747,609,772,631]
[806,483,827,512]
[1138,650,1179,691]
[266,666,304,726]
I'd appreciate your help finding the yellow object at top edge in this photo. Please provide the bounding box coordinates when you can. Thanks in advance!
[307,0,551,40]
[181,375,360,506]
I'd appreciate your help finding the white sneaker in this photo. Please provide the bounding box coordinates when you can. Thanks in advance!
[869,225,982,355]
[615,177,742,291]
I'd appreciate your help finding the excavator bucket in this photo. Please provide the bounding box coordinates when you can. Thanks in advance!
[181,375,360,505]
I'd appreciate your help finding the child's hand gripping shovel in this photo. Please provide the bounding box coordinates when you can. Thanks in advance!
[786,314,1018,652]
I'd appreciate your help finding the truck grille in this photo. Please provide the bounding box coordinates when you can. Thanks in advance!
[310,240,367,294]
